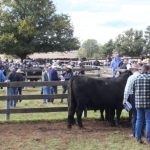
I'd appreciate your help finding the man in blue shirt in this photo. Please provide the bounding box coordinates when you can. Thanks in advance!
[49,64,59,103]
[0,67,7,82]
[110,54,122,77]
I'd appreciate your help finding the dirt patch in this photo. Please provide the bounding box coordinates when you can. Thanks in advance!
[0,119,131,142]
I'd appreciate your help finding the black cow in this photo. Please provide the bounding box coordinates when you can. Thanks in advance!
[67,70,131,128]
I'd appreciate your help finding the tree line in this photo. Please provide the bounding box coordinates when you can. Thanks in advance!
[79,27,150,58]
[0,0,150,60]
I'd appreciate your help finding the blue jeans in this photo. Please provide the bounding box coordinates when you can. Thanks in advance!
[49,86,57,102]
[132,107,137,137]
[112,69,117,77]
[7,87,18,107]
[50,86,57,94]
[136,108,150,142]
[129,94,136,137]
[42,86,50,103]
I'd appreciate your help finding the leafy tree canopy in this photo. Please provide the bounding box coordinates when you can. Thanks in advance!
[144,26,150,54]
[81,39,99,58]
[100,39,114,57]
[0,0,80,60]
[115,28,145,57]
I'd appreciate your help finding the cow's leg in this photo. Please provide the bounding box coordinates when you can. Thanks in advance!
[68,111,76,128]
[100,108,105,121]
[67,107,76,128]
[115,108,122,126]
[76,106,84,128]
[109,108,115,126]
[105,108,110,121]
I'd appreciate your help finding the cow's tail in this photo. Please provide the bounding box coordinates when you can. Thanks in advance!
[67,77,76,128]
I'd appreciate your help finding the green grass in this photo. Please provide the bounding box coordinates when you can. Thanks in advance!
[1,130,149,150]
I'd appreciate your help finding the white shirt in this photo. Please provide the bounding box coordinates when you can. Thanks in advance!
[123,71,140,103]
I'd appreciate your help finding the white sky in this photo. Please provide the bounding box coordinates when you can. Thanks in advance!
[53,0,150,44]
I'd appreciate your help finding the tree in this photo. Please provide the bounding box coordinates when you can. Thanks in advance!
[0,0,80,60]
[144,26,150,55]
[115,28,144,57]
[100,39,114,57]
[81,39,99,58]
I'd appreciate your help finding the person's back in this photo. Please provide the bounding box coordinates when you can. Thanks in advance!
[7,68,18,107]
[0,70,6,82]
[134,70,150,108]
[133,65,150,144]
[7,70,17,82]
[49,67,59,81]
[16,69,25,102]
[49,65,59,102]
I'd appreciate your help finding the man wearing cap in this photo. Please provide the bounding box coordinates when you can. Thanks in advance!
[123,63,140,137]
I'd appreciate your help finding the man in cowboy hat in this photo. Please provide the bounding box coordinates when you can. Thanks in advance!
[123,63,141,138]
[60,65,73,103]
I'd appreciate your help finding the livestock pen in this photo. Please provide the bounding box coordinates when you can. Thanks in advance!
[0,66,149,150]
[0,67,102,120]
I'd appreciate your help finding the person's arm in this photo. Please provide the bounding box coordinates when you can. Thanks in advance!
[123,76,132,104]
[1,71,7,81]
[41,72,45,82]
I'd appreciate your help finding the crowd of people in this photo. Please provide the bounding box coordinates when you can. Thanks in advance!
[41,61,85,104]
[0,57,85,107]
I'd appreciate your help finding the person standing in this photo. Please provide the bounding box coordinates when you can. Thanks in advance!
[110,54,122,77]
[60,65,73,103]
[133,65,150,144]
[7,67,18,107]
[49,64,59,103]
[0,66,7,88]
[0,66,6,80]
[41,66,50,103]
[123,63,140,137]
[16,68,25,102]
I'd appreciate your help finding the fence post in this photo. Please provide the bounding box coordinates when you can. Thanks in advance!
[96,68,101,77]
[6,87,10,120]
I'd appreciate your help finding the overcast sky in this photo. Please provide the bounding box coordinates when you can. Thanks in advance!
[53,0,150,44]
